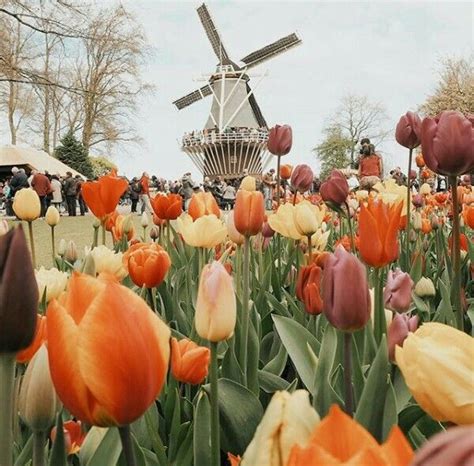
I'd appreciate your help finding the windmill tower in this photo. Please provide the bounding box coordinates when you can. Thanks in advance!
[173,3,301,179]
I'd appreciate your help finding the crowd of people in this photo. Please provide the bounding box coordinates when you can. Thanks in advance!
[182,126,268,146]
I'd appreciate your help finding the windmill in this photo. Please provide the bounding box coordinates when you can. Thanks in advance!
[173,3,301,179]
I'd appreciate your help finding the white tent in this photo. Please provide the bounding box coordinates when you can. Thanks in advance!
[0,145,85,178]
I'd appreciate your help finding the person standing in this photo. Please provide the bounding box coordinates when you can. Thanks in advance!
[10,167,29,197]
[262,168,276,210]
[31,171,52,217]
[50,175,63,212]
[75,175,87,216]
[63,172,77,216]
[357,139,383,190]
[139,171,152,214]
[180,172,194,210]
[129,178,141,213]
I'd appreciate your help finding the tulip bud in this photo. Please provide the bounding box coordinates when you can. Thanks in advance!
[226,211,245,245]
[81,253,97,277]
[395,111,422,149]
[322,246,371,332]
[383,268,414,313]
[0,219,9,236]
[290,164,313,193]
[122,215,134,235]
[267,124,292,156]
[64,240,78,263]
[92,217,101,229]
[412,211,422,231]
[149,226,160,241]
[240,175,256,192]
[0,227,38,352]
[320,170,349,206]
[170,337,210,385]
[195,261,236,342]
[234,190,265,237]
[13,188,41,221]
[57,239,67,257]
[140,212,149,228]
[45,206,60,227]
[387,313,419,361]
[414,277,436,297]
[280,164,293,180]
[18,345,61,432]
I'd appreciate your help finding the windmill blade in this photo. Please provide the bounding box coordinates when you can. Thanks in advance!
[173,84,213,110]
[246,83,267,128]
[241,33,301,69]
[197,3,230,63]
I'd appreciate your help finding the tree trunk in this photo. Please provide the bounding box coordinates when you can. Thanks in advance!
[8,81,17,145]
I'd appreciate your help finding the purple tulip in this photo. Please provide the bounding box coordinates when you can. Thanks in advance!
[320,170,349,206]
[412,194,424,208]
[322,246,371,332]
[395,111,422,149]
[421,111,474,177]
[267,124,292,156]
[290,164,313,193]
[387,313,418,361]
[384,268,414,313]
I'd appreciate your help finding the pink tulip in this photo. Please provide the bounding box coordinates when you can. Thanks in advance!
[320,170,349,206]
[290,164,313,193]
[412,194,424,208]
[395,111,422,149]
[383,268,414,313]
[267,124,292,156]
[387,313,418,361]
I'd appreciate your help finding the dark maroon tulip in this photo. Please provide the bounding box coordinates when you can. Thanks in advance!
[320,170,349,206]
[412,425,474,466]
[395,111,422,149]
[383,268,414,313]
[387,313,418,361]
[322,246,371,332]
[290,164,313,193]
[261,221,275,238]
[421,111,474,176]
[267,124,292,156]
[0,227,38,352]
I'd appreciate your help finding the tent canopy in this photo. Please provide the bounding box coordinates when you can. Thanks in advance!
[0,145,86,179]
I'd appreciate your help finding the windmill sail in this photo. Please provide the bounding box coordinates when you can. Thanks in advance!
[173,84,213,110]
[197,3,230,63]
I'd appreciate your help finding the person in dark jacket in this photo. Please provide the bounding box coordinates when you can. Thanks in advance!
[10,167,29,197]
[63,172,77,216]
[129,178,141,213]
[75,175,87,216]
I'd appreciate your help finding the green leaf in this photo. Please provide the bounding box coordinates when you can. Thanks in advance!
[14,434,33,466]
[86,428,122,466]
[193,391,212,466]
[144,406,168,466]
[262,340,287,376]
[382,380,398,441]
[272,314,321,392]
[49,414,66,466]
[398,405,426,434]
[258,370,291,393]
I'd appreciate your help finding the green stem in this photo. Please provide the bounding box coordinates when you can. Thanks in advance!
[118,425,137,466]
[167,220,171,250]
[0,353,16,466]
[344,201,356,254]
[143,226,147,242]
[240,237,250,385]
[276,155,281,206]
[235,245,242,300]
[101,223,106,246]
[343,332,354,416]
[92,226,99,249]
[449,176,463,330]
[210,342,220,466]
[374,267,386,345]
[147,287,156,312]
[51,226,56,262]
[405,148,413,271]
[27,221,36,269]
[33,430,46,466]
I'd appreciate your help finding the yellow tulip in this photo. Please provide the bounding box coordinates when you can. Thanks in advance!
[356,190,369,202]
[45,206,60,227]
[86,245,127,280]
[13,188,41,221]
[35,267,69,303]
[396,323,474,425]
[177,214,227,248]
[373,178,410,216]
[420,183,431,195]
[241,390,320,466]
[268,204,303,240]
[414,277,436,297]
[195,261,236,342]
[240,175,256,192]
[293,201,324,237]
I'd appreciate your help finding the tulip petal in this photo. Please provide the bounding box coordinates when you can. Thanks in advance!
[359,203,384,267]
[381,426,414,466]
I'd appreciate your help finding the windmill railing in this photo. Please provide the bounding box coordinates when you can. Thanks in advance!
[182,128,269,147]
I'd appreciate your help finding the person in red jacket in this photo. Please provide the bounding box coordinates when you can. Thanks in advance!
[139,171,152,214]
[358,139,383,190]
[31,170,52,216]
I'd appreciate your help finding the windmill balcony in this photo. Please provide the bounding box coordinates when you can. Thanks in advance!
[182,127,269,147]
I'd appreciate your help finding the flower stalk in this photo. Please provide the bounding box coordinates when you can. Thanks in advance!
[118,425,137,466]
[240,236,250,385]
[343,332,354,416]
[33,430,46,466]
[27,221,36,269]
[210,341,220,466]
[405,147,413,271]
[0,353,16,466]
[374,267,387,345]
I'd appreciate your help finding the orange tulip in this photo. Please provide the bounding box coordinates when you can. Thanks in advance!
[170,337,210,385]
[82,173,128,220]
[47,272,170,426]
[51,420,86,455]
[287,404,413,466]
[227,453,241,466]
[16,314,47,364]
[421,218,432,234]
[358,199,403,267]
[449,233,469,252]
[123,242,171,288]
[111,215,135,242]
[434,192,448,206]
[280,164,293,180]
[463,205,474,229]
[334,235,351,252]
[234,190,265,236]
[415,153,425,168]
[296,263,323,315]
[151,193,183,220]
[188,192,220,220]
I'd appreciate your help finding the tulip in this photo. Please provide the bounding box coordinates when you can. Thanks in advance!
[383,268,414,313]
[412,211,422,231]
[396,323,474,425]
[188,192,220,220]
[64,240,78,263]
[104,210,119,232]
[395,111,422,149]
[296,263,323,315]
[415,153,425,168]
[140,212,149,228]
[57,238,67,257]
[419,183,431,195]
[16,314,47,364]
[111,215,135,243]
[421,218,432,234]
[151,193,183,220]
[280,164,293,180]
[45,206,60,227]
[195,261,236,342]
[177,214,227,248]
[18,344,61,432]
[290,164,313,194]
[13,188,41,221]
[421,111,474,177]
[35,267,69,303]
[86,245,128,281]
[286,404,413,466]
[0,219,8,236]
[226,211,245,245]
[81,173,128,219]
[412,194,423,208]
[267,124,292,156]
[463,205,474,229]
[268,204,303,240]
[51,420,86,455]
[412,425,474,466]
[47,272,171,426]
[123,242,171,288]
[261,221,275,238]
[387,313,418,361]
[240,176,257,192]
[414,277,436,297]
[234,190,265,237]
[170,337,210,385]
[322,246,371,332]
[149,225,159,241]
[241,390,320,466]
[358,199,403,268]
[320,170,349,206]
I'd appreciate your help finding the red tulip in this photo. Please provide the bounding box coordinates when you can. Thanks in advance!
[151,193,183,220]
[296,263,323,315]
[320,170,349,206]
[51,420,86,455]
[387,313,419,361]
[267,124,292,156]
[395,111,422,149]
[421,111,474,176]
[290,164,313,193]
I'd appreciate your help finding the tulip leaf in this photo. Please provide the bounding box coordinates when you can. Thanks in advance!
[173,422,193,466]
[144,407,168,466]
[355,335,390,442]
[382,380,398,441]
[48,414,66,466]
[247,309,261,396]
[221,339,244,385]
[398,405,427,434]
[258,370,291,393]
[409,252,423,283]
[272,314,321,392]
[193,391,212,466]
[262,339,287,376]
[86,428,122,466]
[14,434,33,466]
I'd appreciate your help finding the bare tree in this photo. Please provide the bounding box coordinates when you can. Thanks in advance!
[419,55,474,116]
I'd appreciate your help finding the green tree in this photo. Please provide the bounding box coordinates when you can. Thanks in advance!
[54,131,93,178]
[90,156,117,178]
[314,126,353,180]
